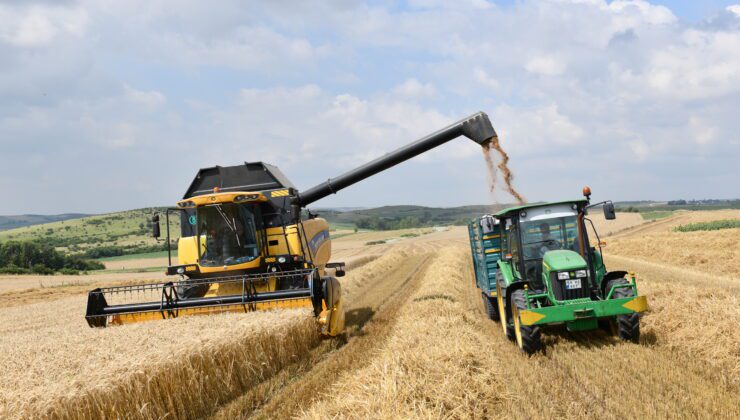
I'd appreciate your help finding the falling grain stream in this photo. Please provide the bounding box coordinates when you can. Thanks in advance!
[481,139,526,205]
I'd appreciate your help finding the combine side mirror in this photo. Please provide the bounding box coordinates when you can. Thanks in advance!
[603,202,616,220]
[152,214,161,239]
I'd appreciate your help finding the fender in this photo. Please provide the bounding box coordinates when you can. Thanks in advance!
[600,270,628,296]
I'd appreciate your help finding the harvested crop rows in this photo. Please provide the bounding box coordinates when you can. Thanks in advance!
[1,214,738,419]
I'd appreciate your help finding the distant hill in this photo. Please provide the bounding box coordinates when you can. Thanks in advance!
[313,204,505,229]
[0,214,89,231]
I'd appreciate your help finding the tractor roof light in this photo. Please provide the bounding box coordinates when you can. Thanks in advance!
[582,186,592,199]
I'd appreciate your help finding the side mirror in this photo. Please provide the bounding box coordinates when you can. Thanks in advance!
[152,214,161,239]
[603,202,616,220]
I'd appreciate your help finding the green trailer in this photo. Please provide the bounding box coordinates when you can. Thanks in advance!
[467,188,649,354]
[468,214,504,321]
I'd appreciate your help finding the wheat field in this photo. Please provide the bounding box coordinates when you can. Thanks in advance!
[1,213,738,419]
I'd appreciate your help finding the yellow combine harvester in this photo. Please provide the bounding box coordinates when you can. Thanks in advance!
[85,112,496,336]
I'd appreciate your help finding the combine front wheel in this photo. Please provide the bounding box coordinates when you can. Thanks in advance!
[607,278,640,343]
[511,290,542,355]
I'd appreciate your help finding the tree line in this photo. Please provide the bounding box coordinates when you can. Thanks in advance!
[0,241,104,275]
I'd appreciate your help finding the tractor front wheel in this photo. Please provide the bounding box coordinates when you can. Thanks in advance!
[606,278,640,343]
[511,290,542,355]
[482,293,500,321]
[496,280,515,340]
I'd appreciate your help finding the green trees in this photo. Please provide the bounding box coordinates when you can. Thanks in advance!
[0,241,104,274]
[355,216,424,230]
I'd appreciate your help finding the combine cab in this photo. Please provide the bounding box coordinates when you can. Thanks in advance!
[86,112,497,336]
[468,188,648,354]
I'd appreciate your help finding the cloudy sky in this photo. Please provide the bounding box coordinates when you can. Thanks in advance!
[1,0,739,215]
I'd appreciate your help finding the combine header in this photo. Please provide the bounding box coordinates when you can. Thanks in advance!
[86,112,496,336]
[468,188,648,353]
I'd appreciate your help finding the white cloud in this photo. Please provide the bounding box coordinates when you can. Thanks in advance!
[493,104,585,154]
[473,68,499,89]
[1,0,739,213]
[125,86,166,110]
[524,56,566,76]
[689,117,718,145]
[392,78,436,98]
[629,139,650,161]
[726,5,740,17]
[0,4,88,48]
[607,0,676,26]
[645,30,740,99]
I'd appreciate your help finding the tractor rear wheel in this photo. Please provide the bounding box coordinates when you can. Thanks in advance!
[607,278,640,343]
[511,290,542,355]
[482,293,500,321]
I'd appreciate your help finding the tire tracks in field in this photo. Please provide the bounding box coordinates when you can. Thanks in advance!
[210,252,434,419]
[465,248,739,418]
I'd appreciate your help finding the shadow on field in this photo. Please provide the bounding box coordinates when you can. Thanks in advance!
[345,307,375,331]
[544,325,623,350]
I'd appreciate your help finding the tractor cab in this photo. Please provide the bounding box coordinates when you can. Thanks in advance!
[477,188,648,354]
[503,201,590,293]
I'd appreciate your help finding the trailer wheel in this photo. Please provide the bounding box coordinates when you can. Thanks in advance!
[511,290,542,355]
[482,293,500,322]
[606,278,640,343]
[496,281,515,340]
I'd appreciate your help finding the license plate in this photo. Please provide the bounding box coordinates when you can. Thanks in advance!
[565,279,582,290]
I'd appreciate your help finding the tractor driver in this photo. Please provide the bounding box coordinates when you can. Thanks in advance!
[536,222,561,257]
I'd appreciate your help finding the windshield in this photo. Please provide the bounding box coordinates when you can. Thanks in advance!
[522,216,581,261]
[197,203,260,267]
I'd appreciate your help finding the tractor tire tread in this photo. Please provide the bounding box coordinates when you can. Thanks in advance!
[482,293,500,322]
[512,289,542,354]
[607,278,640,343]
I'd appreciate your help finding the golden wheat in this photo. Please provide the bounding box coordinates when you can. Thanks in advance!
[608,211,740,278]
[299,244,739,419]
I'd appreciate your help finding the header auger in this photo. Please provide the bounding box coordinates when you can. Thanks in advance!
[86,112,496,336]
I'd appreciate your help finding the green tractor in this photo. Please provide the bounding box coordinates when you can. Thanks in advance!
[468,187,648,354]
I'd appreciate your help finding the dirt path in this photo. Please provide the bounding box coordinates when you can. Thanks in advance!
[298,246,737,418]
[211,252,434,419]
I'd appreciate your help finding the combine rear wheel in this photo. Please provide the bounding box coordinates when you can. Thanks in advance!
[482,293,499,321]
[511,290,542,355]
[606,278,640,343]
[496,279,515,340]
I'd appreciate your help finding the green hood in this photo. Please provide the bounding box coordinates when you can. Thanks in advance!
[542,250,587,272]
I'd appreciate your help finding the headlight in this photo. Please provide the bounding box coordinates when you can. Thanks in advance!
[177,200,195,208]
[575,270,587,278]
[234,194,260,202]
[557,272,570,280]
[277,256,287,263]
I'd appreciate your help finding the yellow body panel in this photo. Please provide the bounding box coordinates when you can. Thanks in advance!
[177,191,267,207]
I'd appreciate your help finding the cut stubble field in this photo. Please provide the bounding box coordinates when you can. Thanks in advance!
[0,212,738,419]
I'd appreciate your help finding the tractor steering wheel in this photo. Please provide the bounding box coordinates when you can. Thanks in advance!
[539,239,561,257]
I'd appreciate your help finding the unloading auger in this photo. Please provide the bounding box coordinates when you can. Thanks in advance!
[85,112,496,336]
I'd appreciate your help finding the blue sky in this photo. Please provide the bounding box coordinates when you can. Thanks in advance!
[1,0,739,214]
